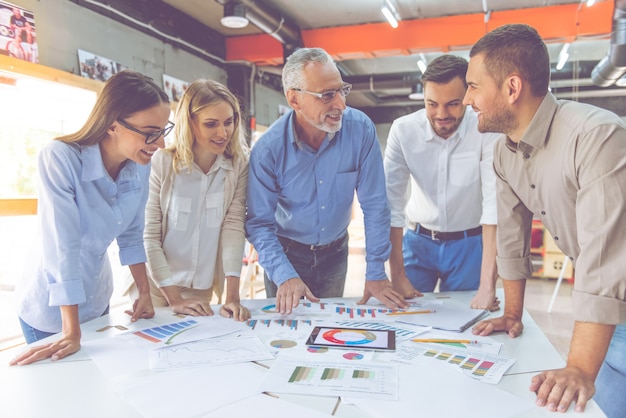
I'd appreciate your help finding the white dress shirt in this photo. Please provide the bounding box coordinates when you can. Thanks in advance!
[384,107,500,232]
[158,161,227,289]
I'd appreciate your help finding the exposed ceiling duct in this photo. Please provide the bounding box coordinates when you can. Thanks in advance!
[215,0,303,53]
[591,0,626,87]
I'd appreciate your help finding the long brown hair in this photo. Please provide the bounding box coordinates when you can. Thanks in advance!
[56,70,169,146]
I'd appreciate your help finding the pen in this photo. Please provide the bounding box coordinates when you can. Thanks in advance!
[386,309,436,316]
[412,338,476,344]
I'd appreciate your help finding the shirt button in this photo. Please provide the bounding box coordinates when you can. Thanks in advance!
[554,236,559,241]
[321,227,325,231]
[319,180,323,184]
[541,211,546,215]
[524,153,530,159]
[569,256,574,260]
[321,206,325,210]
[531,184,536,189]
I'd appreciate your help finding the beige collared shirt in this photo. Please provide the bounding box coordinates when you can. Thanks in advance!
[494,93,626,324]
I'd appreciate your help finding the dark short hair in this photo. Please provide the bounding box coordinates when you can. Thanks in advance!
[422,55,468,87]
[470,24,550,97]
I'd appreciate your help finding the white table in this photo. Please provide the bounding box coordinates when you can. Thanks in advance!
[0,291,606,417]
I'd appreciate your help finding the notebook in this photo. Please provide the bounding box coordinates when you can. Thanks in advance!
[394,305,490,332]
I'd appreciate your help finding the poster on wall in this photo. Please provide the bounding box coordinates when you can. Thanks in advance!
[162,74,189,103]
[0,1,38,63]
[77,49,128,82]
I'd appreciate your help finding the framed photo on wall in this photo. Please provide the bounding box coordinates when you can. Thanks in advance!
[162,73,189,103]
[0,1,38,63]
[77,49,128,82]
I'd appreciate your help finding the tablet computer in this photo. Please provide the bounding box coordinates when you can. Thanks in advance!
[305,326,396,351]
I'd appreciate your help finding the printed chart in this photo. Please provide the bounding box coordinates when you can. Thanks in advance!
[149,336,273,369]
[391,343,515,384]
[258,357,397,400]
[246,319,313,331]
[132,320,199,345]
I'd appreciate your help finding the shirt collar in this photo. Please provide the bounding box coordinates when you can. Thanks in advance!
[81,143,138,182]
[511,93,557,158]
[288,110,337,150]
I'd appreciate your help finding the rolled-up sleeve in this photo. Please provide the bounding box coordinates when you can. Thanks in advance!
[571,124,626,324]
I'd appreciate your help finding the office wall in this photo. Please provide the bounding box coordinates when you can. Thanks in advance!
[13,0,226,87]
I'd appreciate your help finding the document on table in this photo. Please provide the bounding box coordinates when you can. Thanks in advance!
[345,361,533,418]
[258,356,398,400]
[149,335,274,369]
[387,342,515,384]
[394,304,490,332]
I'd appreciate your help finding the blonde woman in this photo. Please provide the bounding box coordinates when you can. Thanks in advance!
[141,79,250,320]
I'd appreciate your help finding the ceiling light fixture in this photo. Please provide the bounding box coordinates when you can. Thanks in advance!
[381,0,399,29]
[417,53,427,73]
[586,0,596,7]
[556,43,570,71]
[220,1,249,29]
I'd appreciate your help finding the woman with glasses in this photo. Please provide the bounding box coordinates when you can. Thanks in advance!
[135,79,250,321]
[11,70,171,366]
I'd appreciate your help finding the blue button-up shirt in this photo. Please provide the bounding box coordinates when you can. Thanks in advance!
[246,107,391,286]
[16,140,149,333]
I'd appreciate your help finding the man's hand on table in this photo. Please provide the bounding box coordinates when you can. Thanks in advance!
[530,366,595,413]
[470,287,501,312]
[276,277,319,314]
[358,279,409,309]
[472,314,524,338]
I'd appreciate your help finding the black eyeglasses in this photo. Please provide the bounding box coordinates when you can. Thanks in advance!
[117,119,175,144]
[292,83,352,104]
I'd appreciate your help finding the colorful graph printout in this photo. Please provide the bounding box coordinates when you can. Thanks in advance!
[334,306,408,319]
[133,320,198,344]
[246,319,312,331]
[259,358,398,400]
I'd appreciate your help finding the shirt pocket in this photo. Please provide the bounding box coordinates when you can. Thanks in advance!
[449,152,479,187]
[205,192,224,228]
[168,195,192,231]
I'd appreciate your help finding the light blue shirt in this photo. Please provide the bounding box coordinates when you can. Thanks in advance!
[246,107,391,286]
[16,140,149,333]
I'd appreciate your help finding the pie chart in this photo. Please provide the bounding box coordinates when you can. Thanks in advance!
[270,339,297,349]
[343,352,364,360]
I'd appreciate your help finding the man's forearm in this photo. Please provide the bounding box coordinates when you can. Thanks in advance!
[501,278,526,319]
[479,224,498,291]
[567,321,615,380]
[388,226,405,280]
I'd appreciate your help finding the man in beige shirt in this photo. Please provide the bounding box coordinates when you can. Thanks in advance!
[463,23,626,417]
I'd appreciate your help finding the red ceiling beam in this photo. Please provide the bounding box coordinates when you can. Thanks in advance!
[225,0,614,66]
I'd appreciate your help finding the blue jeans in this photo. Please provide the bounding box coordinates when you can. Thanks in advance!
[264,233,349,298]
[402,228,482,292]
[594,323,626,418]
[19,306,110,344]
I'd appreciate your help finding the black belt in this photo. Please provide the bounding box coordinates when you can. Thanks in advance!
[278,234,346,251]
[410,223,482,241]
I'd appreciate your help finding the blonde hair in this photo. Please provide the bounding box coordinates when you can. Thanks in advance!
[167,79,248,172]
[56,70,169,145]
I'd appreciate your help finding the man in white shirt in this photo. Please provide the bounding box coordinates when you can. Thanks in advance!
[384,55,501,310]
